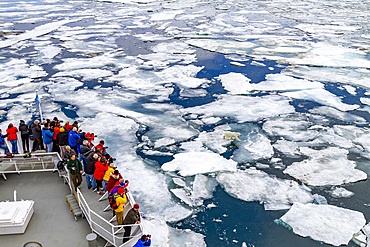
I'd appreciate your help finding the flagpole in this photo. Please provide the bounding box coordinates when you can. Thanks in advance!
[35,90,44,123]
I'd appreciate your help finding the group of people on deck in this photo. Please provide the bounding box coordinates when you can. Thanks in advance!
[0,117,150,246]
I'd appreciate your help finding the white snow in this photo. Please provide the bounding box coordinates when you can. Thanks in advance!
[232,130,274,162]
[328,187,354,198]
[280,203,366,246]
[162,151,237,176]
[217,169,313,210]
[282,88,358,112]
[218,72,252,94]
[0,19,78,48]
[284,147,367,186]
[182,94,295,123]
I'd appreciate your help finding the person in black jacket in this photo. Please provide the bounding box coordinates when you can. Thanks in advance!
[123,204,141,243]
[85,153,98,189]
[56,127,69,157]
[31,120,44,151]
[19,120,29,153]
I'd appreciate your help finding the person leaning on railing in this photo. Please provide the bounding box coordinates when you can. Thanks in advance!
[123,203,141,243]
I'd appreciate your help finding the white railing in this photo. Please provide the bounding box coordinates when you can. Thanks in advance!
[0,152,60,180]
[76,188,143,247]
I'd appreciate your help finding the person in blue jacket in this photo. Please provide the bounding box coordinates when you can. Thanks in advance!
[0,129,10,154]
[42,123,54,152]
[134,235,151,247]
[68,127,82,154]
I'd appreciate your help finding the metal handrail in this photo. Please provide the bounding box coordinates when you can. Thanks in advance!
[76,188,143,247]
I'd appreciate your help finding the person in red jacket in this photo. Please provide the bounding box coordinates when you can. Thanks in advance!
[94,157,108,195]
[95,140,104,151]
[6,123,18,154]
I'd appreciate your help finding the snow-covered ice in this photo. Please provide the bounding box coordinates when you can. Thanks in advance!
[284,147,367,186]
[217,169,313,210]
[280,203,366,246]
[162,151,237,176]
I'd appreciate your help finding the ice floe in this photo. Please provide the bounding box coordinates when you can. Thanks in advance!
[280,203,366,246]
[0,19,79,48]
[232,129,274,163]
[217,168,313,210]
[328,187,354,198]
[162,151,237,176]
[218,72,252,94]
[282,88,359,111]
[171,174,216,207]
[284,147,367,186]
[182,94,295,123]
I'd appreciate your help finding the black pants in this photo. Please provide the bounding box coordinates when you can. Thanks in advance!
[123,226,131,243]
[96,179,103,191]
[32,138,44,151]
[21,134,29,152]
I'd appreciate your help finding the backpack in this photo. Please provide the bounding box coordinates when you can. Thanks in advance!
[108,193,119,210]
[57,160,66,170]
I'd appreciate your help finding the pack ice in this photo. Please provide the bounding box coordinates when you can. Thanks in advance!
[162,151,237,176]
[217,169,313,210]
[284,147,367,186]
[280,203,366,246]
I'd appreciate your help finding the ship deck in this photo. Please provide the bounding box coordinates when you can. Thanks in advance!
[0,172,106,247]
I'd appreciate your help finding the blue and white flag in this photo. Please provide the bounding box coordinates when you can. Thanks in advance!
[35,94,40,104]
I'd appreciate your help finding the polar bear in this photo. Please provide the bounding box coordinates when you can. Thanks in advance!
[223,131,241,141]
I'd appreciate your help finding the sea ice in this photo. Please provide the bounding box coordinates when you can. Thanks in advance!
[162,151,237,176]
[282,88,358,112]
[154,65,207,88]
[195,126,231,154]
[253,74,323,92]
[218,72,252,94]
[182,94,295,123]
[232,129,274,162]
[284,147,367,186]
[280,203,366,246]
[263,114,319,142]
[328,187,354,198]
[0,19,78,48]
[168,228,206,247]
[217,168,313,210]
[52,68,113,81]
[309,106,366,123]
[273,139,300,157]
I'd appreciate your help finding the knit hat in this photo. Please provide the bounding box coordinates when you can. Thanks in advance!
[119,182,125,187]
[134,204,139,209]
[60,128,65,132]
[118,187,124,194]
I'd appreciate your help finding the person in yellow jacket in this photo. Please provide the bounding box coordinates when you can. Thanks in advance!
[115,187,127,225]
[103,163,115,191]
